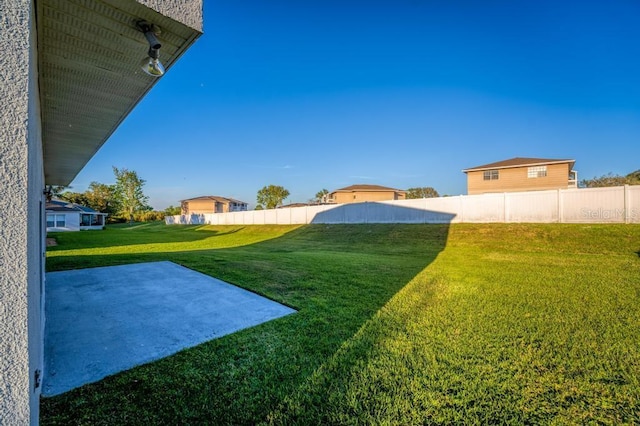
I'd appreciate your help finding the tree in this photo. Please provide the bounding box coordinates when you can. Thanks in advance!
[84,181,119,217]
[112,167,151,223]
[256,185,289,209]
[164,205,182,216]
[406,187,439,199]
[313,189,329,204]
[49,185,67,199]
[625,170,640,185]
[580,171,640,188]
[254,204,264,211]
[59,191,88,206]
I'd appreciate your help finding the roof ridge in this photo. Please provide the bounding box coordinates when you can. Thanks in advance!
[181,195,247,203]
[463,157,575,172]
[333,184,405,192]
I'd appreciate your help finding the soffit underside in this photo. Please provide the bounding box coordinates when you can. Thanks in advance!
[39,0,201,185]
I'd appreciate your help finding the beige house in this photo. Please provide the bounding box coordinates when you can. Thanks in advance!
[327,184,407,204]
[1,2,202,423]
[463,157,578,195]
[181,196,248,214]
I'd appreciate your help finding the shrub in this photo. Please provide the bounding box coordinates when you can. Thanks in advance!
[133,211,166,222]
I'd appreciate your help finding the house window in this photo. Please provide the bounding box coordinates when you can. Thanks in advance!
[483,170,499,180]
[81,214,92,226]
[528,166,547,178]
[230,203,247,212]
[80,214,102,226]
[47,214,65,228]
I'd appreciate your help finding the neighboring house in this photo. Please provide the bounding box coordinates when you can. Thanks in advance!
[327,184,407,204]
[1,2,202,423]
[181,196,248,214]
[46,200,107,232]
[463,157,578,195]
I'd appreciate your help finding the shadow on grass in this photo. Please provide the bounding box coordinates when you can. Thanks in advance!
[46,223,245,252]
[311,201,456,224]
[41,223,451,425]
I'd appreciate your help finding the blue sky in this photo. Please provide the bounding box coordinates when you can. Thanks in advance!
[70,0,640,209]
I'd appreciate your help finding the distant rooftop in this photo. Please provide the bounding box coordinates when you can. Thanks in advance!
[463,157,575,172]
[46,200,103,214]
[278,203,314,209]
[181,195,247,204]
[332,184,405,193]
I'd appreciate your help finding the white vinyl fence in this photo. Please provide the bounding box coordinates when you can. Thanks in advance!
[166,185,640,226]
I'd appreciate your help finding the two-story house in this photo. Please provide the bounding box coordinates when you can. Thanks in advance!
[463,157,578,195]
[327,184,407,204]
[181,196,248,215]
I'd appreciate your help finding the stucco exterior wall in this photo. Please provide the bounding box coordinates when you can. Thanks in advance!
[331,190,406,204]
[183,199,248,214]
[0,1,42,424]
[137,0,204,32]
[27,7,45,421]
[183,200,219,214]
[467,163,572,195]
[0,1,203,423]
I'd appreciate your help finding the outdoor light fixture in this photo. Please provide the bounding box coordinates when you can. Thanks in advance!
[43,186,53,202]
[136,20,165,77]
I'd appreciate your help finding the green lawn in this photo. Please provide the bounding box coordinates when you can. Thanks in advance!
[41,223,640,425]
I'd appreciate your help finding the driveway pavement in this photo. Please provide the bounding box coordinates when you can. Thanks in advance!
[43,261,295,396]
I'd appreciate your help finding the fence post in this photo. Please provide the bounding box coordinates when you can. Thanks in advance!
[624,185,630,224]
[503,192,508,223]
[557,189,563,223]
[423,198,428,224]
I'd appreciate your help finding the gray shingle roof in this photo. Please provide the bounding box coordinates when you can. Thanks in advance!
[46,200,103,213]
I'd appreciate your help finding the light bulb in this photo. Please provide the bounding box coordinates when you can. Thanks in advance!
[139,56,165,77]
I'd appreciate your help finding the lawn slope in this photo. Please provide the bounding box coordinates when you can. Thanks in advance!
[42,223,640,425]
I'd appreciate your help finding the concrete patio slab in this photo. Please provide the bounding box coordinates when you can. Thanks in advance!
[43,261,295,397]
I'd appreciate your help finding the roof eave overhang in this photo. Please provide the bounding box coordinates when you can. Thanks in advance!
[39,0,203,186]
